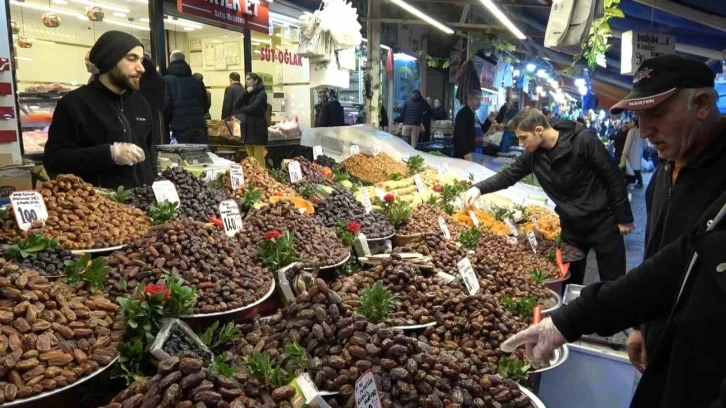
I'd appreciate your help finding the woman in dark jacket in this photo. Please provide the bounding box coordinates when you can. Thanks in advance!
[234,73,268,166]
[432,99,448,120]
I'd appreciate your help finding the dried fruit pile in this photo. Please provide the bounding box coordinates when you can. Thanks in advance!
[313,188,394,240]
[0,260,123,404]
[399,232,471,277]
[0,175,150,249]
[234,157,298,200]
[106,218,271,315]
[242,201,349,268]
[397,204,466,239]
[341,153,410,184]
[15,247,80,277]
[129,166,230,222]
[282,157,335,187]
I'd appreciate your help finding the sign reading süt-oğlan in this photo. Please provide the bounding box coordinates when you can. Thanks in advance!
[259,46,305,66]
[177,0,270,34]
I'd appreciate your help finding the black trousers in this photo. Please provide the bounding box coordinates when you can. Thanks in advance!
[626,170,643,185]
[173,128,209,144]
[562,216,626,285]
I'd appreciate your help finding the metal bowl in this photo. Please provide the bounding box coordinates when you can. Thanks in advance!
[519,384,547,408]
[543,271,571,295]
[305,251,351,271]
[391,321,437,331]
[185,278,276,319]
[529,344,569,374]
[540,288,562,314]
[366,232,395,242]
[70,244,126,255]
[2,355,119,407]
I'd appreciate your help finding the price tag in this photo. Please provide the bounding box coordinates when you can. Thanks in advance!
[413,174,426,194]
[443,163,449,174]
[438,216,451,240]
[504,218,519,236]
[437,271,456,284]
[372,141,381,155]
[289,373,331,408]
[457,257,480,295]
[152,180,180,205]
[374,188,386,201]
[437,166,445,181]
[219,200,243,237]
[10,191,48,231]
[277,264,296,302]
[350,144,360,155]
[531,216,540,231]
[385,240,392,253]
[312,145,323,160]
[204,168,223,183]
[288,161,303,184]
[468,210,480,228]
[360,188,372,214]
[526,230,538,254]
[229,164,244,190]
[506,236,519,246]
[355,370,382,408]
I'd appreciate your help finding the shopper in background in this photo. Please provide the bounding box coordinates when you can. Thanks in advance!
[400,90,432,149]
[463,107,634,284]
[607,55,726,377]
[314,88,328,126]
[221,72,243,120]
[45,30,155,189]
[379,105,389,130]
[192,73,212,120]
[432,99,448,120]
[139,54,165,145]
[234,72,268,166]
[452,90,481,161]
[620,118,644,188]
[610,120,630,164]
[85,51,98,84]
[495,100,509,123]
[316,88,345,127]
[421,96,434,144]
[163,50,208,144]
[541,106,552,123]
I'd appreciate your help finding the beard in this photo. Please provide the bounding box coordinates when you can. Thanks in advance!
[108,66,140,92]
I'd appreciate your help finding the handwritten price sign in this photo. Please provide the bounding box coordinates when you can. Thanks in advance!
[10,191,48,231]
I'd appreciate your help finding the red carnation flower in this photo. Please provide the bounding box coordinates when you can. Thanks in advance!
[263,230,281,241]
[384,193,395,203]
[143,283,171,301]
[345,221,361,234]
[433,184,442,192]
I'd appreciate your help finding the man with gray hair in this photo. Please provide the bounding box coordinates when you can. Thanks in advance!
[163,50,208,143]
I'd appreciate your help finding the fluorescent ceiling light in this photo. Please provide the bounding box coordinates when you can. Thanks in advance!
[15,57,32,61]
[389,0,454,34]
[113,12,127,17]
[164,18,203,29]
[269,11,299,25]
[394,53,417,62]
[69,0,129,13]
[513,69,520,77]
[535,85,543,93]
[104,18,150,31]
[51,0,69,4]
[183,27,195,31]
[140,17,149,22]
[9,1,83,18]
[526,63,536,72]
[478,0,526,40]
[574,78,586,87]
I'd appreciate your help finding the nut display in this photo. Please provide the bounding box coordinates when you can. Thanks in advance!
[242,201,349,268]
[521,205,561,240]
[0,175,150,250]
[0,260,123,404]
[283,157,335,187]
[129,167,230,222]
[106,218,271,315]
[313,188,394,239]
[232,157,298,201]
[341,153,410,185]
[313,155,364,185]
[397,204,466,239]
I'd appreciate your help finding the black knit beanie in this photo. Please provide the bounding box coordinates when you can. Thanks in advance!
[89,31,144,74]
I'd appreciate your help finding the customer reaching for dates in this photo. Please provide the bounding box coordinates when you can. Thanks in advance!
[500,187,726,408]
[462,107,634,285]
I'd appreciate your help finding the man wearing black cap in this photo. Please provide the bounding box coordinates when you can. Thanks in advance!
[609,55,726,374]
[44,30,156,189]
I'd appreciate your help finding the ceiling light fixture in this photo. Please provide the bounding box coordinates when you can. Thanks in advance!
[389,0,454,34]
[113,12,127,17]
[574,78,586,87]
[140,17,149,22]
[104,19,150,31]
[394,53,418,62]
[69,0,129,13]
[164,18,203,29]
[478,0,526,39]
[183,26,194,31]
[9,1,83,18]
[51,0,69,4]
[526,63,536,72]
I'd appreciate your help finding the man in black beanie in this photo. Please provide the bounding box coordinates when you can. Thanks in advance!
[44,30,156,189]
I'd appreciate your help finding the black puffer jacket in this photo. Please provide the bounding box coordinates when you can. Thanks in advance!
[315,100,345,127]
[401,94,432,126]
[221,82,243,120]
[163,60,207,133]
[234,84,268,145]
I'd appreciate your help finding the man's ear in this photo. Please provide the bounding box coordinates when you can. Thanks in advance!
[535,125,544,135]
[693,90,715,120]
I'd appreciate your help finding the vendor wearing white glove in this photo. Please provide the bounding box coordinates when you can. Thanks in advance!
[462,107,633,286]
[44,31,157,189]
[500,188,726,408]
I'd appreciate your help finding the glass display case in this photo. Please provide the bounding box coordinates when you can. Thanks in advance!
[18,91,69,158]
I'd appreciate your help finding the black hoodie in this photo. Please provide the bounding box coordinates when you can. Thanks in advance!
[163,60,208,134]
[44,80,157,189]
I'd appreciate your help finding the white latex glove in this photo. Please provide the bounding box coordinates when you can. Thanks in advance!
[461,186,481,208]
[110,142,145,166]
[500,317,566,369]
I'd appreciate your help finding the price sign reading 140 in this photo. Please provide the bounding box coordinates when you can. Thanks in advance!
[219,200,243,237]
[10,191,48,231]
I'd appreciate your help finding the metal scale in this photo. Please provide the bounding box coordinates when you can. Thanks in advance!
[156,144,214,166]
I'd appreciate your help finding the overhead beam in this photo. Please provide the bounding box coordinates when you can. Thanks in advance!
[633,0,726,32]
[359,18,542,36]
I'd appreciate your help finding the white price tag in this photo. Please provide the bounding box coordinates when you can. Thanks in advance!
[204,168,223,183]
[468,210,480,228]
[385,240,392,253]
[443,163,449,175]
[531,216,540,231]
[504,218,519,236]
[360,188,373,214]
[437,166,445,181]
[350,144,360,155]
[10,191,48,231]
[438,216,451,240]
[372,141,381,155]
[312,145,323,160]
[526,230,538,254]
[413,174,426,194]
[457,257,480,295]
[506,236,519,246]
[229,164,244,190]
[355,370,382,408]
[374,188,386,201]
[437,271,456,284]
[152,180,180,205]
[288,161,303,184]
[219,200,243,237]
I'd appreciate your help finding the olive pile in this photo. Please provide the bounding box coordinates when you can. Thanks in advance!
[16,247,79,276]
[313,155,364,184]
[162,326,212,361]
[313,188,394,239]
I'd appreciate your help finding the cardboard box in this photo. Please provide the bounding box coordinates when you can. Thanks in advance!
[0,166,33,204]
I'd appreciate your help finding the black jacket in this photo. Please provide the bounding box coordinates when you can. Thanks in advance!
[453,106,475,159]
[610,128,628,162]
[234,84,268,145]
[221,82,243,120]
[139,54,165,144]
[551,189,726,408]
[163,60,208,134]
[642,117,726,354]
[44,80,156,189]
[401,94,432,126]
[475,121,633,231]
[315,100,345,127]
[433,106,448,121]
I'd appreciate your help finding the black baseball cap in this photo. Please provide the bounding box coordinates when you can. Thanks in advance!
[610,55,715,114]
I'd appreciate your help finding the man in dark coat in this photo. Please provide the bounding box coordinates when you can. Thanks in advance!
[463,107,634,284]
[221,72,243,120]
[609,121,630,163]
[452,91,480,160]
[44,31,156,189]
[139,54,165,145]
[234,72,268,166]
[400,90,432,148]
[315,89,345,127]
[163,50,209,144]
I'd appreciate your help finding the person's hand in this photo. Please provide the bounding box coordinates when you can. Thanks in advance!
[619,159,626,170]
[627,329,647,373]
[618,223,635,235]
[461,186,481,208]
[500,318,566,369]
[110,143,145,166]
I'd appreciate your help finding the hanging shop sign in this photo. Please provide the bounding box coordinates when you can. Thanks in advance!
[177,0,270,34]
[621,31,676,75]
[259,46,305,66]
